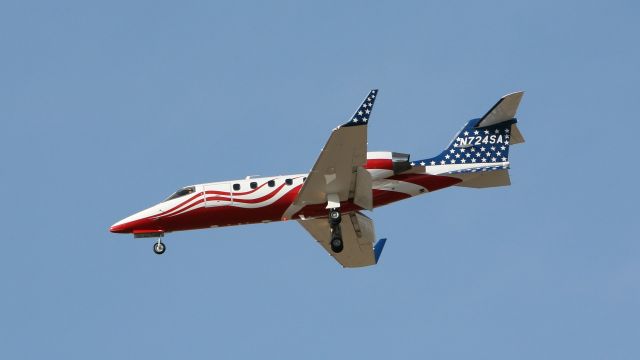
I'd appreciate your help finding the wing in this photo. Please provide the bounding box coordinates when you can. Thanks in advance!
[298,212,387,268]
[282,89,378,219]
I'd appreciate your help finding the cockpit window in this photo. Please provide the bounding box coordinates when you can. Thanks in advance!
[164,186,196,202]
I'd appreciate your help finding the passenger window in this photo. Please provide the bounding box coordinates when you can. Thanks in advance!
[285,178,293,186]
[250,182,257,189]
[268,180,275,187]
[303,177,307,182]
[233,183,240,191]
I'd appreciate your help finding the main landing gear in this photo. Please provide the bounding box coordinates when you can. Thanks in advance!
[153,239,166,255]
[328,208,343,253]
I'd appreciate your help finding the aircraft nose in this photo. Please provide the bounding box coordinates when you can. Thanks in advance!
[110,221,131,233]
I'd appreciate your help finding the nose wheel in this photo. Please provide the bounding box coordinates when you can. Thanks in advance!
[153,239,166,255]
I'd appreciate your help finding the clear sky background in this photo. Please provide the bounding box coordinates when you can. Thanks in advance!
[1,1,639,358]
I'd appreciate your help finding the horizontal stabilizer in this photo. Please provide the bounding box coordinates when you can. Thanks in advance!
[510,123,525,144]
[477,91,524,128]
[455,169,511,188]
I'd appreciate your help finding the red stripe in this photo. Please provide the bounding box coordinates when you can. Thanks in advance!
[205,183,287,204]
[365,158,393,170]
[165,198,205,218]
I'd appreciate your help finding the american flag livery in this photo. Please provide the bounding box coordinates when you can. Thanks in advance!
[411,118,516,173]
[110,90,525,267]
[342,89,378,127]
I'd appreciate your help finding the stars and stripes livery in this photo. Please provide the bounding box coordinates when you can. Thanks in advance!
[111,89,525,268]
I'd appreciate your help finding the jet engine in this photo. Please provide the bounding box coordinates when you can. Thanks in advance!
[365,151,412,180]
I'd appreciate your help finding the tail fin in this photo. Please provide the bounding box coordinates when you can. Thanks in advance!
[413,92,525,171]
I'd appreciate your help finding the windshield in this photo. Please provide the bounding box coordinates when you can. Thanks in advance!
[164,186,196,202]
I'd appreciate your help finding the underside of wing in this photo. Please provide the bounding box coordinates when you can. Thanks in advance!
[298,212,385,268]
[283,90,378,219]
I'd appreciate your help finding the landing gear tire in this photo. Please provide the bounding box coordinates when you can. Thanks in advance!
[329,209,341,226]
[330,235,343,253]
[153,241,166,255]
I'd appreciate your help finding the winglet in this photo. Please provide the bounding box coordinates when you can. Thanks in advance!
[341,89,379,127]
[374,238,387,264]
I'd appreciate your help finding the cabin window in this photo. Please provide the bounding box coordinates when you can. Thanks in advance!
[285,178,293,186]
[233,183,240,191]
[164,186,195,202]
[303,177,307,182]
[250,182,258,189]
[268,180,275,187]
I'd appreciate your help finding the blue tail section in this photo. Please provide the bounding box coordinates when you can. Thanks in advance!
[412,92,524,168]
[413,118,516,167]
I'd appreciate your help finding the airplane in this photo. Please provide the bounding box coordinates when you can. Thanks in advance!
[110,89,525,268]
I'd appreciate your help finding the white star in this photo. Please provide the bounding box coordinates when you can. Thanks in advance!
[505,128,510,133]
[358,111,363,116]
[461,159,466,163]
[501,157,507,161]
[476,152,481,157]
[500,146,506,150]
[471,158,477,163]
[491,146,496,151]
[463,131,469,136]
[474,130,479,135]
[455,153,460,158]
[460,148,465,153]
[496,151,501,156]
[420,161,425,166]
[363,117,368,122]
[494,129,500,134]
[450,159,456,164]
[430,161,436,165]
[484,130,489,135]
[365,109,370,114]
[491,157,496,162]
[440,160,445,165]
[465,153,471,158]
[481,158,487,162]
[505,140,510,145]
[450,149,455,154]
[367,97,372,101]
[352,118,358,122]
[367,102,372,107]
[445,154,450,159]
[470,147,475,152]
[410,162,415,166]
[486,152,491,157]
[505,134,510,139]
[480,147,486,152]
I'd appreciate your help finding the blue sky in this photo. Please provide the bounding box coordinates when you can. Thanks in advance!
[2,1,639,358]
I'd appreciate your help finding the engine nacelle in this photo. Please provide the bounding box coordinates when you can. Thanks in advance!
[365,151,412,180]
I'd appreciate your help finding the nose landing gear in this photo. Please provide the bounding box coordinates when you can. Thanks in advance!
[153,239,166,255]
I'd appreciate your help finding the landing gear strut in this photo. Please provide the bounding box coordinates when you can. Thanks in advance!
[328,208,343,253]
[153,239,166,255]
